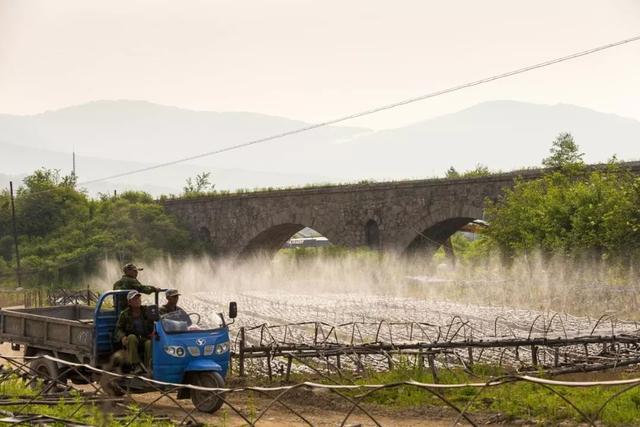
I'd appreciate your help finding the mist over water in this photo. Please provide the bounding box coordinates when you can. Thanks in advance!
[89,250,640,321]
[91,252,415,298]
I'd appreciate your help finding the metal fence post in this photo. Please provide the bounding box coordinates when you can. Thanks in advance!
[427,352,438,383]
[239,327,246,377]
[286,354,292,381]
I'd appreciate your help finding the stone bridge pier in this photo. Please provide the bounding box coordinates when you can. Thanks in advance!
[162,173,528,258]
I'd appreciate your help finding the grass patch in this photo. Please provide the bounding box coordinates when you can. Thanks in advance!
[343,364,640,426]
[0,375,171,426]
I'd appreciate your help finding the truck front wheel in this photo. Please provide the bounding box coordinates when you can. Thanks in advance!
[187,371,225,413]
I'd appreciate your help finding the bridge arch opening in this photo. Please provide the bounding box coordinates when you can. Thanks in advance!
[199,226,211,241]
[239,224,331,258]
[405,217,486,261]
[365,219,380,249]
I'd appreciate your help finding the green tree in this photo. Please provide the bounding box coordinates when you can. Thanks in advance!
[542,132,585,170]
[89,191,192,261]
[15,169,88,237]
[0,169,208,287]
[183,172,215,195]
[485,145,640,262]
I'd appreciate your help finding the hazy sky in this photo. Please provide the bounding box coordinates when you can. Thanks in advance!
[1,0,639,129]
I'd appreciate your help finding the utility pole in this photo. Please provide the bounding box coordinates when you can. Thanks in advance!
[9,182,22,287]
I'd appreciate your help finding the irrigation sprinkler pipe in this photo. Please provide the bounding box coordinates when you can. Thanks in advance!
[236,333,640,356]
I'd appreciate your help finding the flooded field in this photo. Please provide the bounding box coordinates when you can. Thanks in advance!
[91,252,640,351]
[181,290,639,346]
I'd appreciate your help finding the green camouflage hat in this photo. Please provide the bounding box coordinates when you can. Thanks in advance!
[123,263,143,272]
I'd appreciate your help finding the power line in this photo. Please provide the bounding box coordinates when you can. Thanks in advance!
[77,34,640,186]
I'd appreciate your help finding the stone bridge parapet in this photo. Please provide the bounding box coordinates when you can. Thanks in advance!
[162,162,640,258]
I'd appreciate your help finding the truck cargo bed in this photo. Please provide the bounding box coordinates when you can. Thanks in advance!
[0,305,94,361]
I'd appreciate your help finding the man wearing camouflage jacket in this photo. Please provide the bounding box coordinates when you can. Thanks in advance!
[112,263,158,308]
[114,290,154,374]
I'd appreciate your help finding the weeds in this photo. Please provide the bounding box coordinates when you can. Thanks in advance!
[0,375,171,426]
[344,365,640,426]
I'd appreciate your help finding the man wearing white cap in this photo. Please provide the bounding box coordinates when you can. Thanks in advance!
[114,290,153,374]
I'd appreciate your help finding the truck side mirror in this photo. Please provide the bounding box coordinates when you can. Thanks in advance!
[228,301,237,319]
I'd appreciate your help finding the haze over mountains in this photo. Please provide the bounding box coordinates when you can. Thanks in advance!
[1,100,639,196]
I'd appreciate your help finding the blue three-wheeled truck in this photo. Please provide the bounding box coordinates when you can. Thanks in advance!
[0,289,237,413]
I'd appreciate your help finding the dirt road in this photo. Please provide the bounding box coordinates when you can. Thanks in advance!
[131,389,470,426]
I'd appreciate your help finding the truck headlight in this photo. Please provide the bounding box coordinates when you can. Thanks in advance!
[164,346,186,357]
[215,341,230,355]
[203,345,215,356]
[187,346,201,357]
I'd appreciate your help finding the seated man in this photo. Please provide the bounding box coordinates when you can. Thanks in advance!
[114,290,154,374]
[159,289,185,315]
[160,289,194,329]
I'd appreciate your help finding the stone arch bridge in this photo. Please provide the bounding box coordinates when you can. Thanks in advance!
[162,163,640,258]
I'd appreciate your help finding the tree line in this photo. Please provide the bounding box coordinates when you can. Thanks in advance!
[0,170,210,287]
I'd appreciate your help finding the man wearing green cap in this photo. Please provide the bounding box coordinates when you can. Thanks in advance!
[113,263,158,309]
[159,289,183,315]
[160,289,193,326]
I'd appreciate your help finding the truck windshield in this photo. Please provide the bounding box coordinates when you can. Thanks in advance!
[160,309,224,333]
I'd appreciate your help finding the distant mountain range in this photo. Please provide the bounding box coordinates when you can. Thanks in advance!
[1,100,639,195]
[335,100,640,180]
